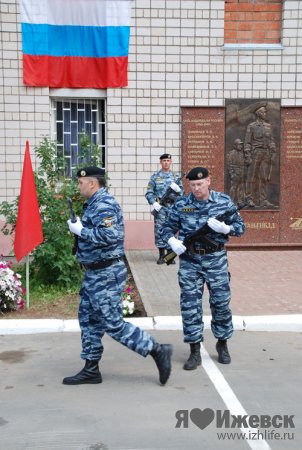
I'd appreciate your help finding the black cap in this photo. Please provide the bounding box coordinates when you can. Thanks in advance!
[186,167,209,180]
[160,153,172,160]
[77,166,105,177]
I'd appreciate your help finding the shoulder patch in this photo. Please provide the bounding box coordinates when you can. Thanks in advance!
[103,216,114,227]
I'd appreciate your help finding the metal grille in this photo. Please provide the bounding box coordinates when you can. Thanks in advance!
[51,98,106,177]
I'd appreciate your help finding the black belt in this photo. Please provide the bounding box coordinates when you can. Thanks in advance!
[81,257,123,270]
[189,244,225,255]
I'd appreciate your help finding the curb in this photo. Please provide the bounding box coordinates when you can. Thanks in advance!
[1,314,302,335]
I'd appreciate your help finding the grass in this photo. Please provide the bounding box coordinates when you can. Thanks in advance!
[0,261,146,320]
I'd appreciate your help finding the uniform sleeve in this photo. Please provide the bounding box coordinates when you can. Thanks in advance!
[160,202,181,243]
[145,174,157,205]
[81,203,121,246]
[225,199,245,237]
[178,177,185,195]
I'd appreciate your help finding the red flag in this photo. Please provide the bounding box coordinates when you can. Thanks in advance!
[14,141,44,261]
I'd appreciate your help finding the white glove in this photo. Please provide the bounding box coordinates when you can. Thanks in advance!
[207,218,231,234]
[168,236,186,255]
[67,217,83,236]
[170,182,181,193]
[152,201,162,212]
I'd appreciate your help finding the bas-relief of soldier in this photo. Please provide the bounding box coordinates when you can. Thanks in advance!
[225,100,280,209]
[227,138,245,204]
[244,105,276,208]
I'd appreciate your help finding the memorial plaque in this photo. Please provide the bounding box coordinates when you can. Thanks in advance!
[280,108,302,243]
[181,107,225,193]
[181,104,302,247]
[239,210,280,244]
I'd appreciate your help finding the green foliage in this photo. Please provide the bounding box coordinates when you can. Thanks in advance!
[0,136,102,288]
[78,133,102,168]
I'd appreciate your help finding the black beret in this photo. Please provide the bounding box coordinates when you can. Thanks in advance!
[186,167,209,180]
[160,153,172,160]
[77,166,105,177]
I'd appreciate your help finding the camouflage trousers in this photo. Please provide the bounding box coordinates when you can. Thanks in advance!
[78,259,154,361]
[178,250,233,343]
[154,206,171,248]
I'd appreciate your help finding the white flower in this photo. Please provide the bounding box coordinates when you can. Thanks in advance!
[0,259,25,314]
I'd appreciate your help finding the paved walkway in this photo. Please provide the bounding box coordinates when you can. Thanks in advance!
[126,249,302,330]
[1,250,301,334]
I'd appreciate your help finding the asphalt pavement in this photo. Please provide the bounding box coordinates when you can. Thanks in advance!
[0,250,302,450]
[1,331,301,450]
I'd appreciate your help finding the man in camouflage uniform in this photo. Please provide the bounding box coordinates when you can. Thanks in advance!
[145,153,184,264]
[161,167,245,369]
[63,166,172,386]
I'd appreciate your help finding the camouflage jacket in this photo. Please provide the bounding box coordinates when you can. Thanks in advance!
[160,190,245,246]
[76,188,124,264]
[145,170,184,205]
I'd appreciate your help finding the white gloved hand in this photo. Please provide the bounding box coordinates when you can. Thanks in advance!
[152,201,162,212]
[67,217,83,236]
[207,218,231,234]
[168,236,186,255]
[170,182,181,193]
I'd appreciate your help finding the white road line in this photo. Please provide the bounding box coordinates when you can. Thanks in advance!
[201,343,271,450]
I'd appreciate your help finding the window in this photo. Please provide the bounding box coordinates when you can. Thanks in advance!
[51,98,106,177]
[224,0,282,45]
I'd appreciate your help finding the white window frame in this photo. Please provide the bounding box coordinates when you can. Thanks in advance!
[50,89,107,177]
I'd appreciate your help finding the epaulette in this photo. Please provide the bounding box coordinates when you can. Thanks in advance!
[219,193,231,201]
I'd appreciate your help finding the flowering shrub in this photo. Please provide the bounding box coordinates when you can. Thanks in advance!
[122,285,136,317]
[0,258,25,314]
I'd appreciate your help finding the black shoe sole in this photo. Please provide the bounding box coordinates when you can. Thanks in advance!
[183,360,201,370]
[62,377,102,385]
[217,357,231,364]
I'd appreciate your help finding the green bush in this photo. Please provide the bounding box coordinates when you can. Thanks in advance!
[0,136,102,288]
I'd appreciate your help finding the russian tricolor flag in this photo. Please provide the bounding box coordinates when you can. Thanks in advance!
[19,0,132,88]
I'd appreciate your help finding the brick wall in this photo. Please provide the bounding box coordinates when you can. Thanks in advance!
[0,0,50,204]
[1,0,302,251]
[225,0,282,44]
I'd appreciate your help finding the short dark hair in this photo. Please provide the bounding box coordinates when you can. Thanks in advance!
[93,175,106,187]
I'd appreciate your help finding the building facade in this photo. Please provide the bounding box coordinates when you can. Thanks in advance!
[1,0,301,254]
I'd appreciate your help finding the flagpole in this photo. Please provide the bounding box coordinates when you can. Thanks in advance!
[26,254,30,309]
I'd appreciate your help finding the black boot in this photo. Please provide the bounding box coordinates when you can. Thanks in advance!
[216,339,231,364]
[157,248,166,264]
[62,360,102,385]
[150,343,173,385]
[183,343,201,370]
